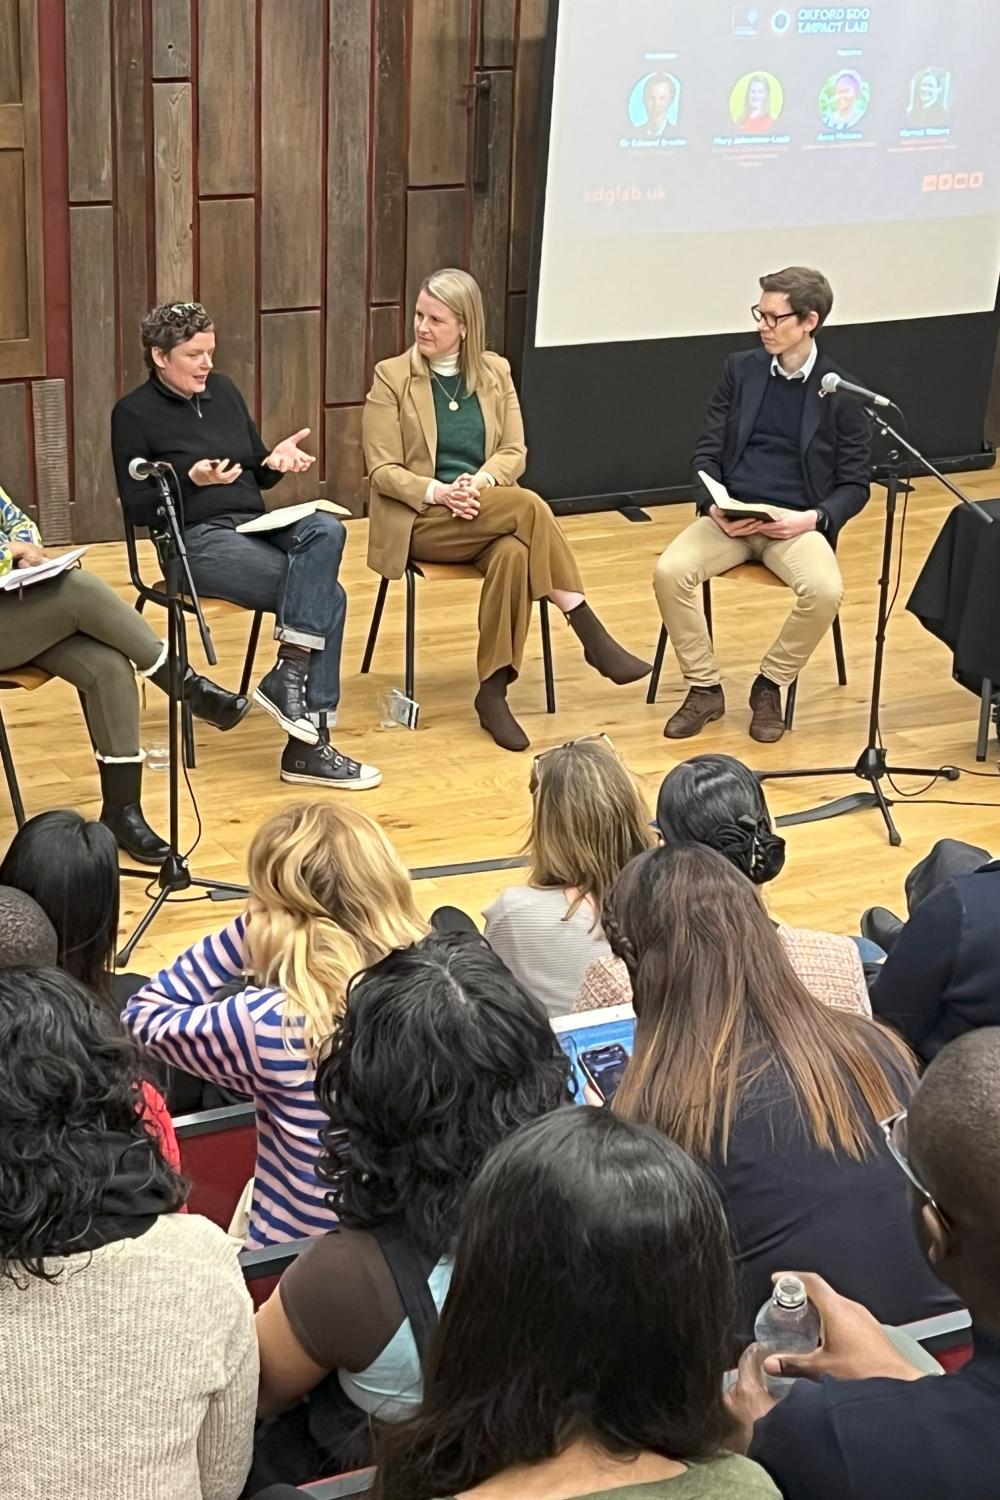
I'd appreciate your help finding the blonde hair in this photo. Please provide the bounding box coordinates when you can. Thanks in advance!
[420,268,491,396]
[527,740,655,927]
[245,802,426,1063]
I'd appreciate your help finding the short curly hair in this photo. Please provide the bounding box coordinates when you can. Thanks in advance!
[140,301,214,371]
[315,933,576,1257]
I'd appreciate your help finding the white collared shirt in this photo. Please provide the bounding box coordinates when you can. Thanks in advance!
[772,341,818,382]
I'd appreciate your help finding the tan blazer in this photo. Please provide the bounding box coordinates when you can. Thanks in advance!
[362,345,529,579]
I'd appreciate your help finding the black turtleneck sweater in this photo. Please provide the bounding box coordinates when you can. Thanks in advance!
[111,372,284,528]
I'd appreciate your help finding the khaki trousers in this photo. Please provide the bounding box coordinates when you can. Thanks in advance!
[409,486,584,681]
[0,568,164,757]
[653,516,844,689]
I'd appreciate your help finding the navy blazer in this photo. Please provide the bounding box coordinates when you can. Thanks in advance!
[691,346,873,544]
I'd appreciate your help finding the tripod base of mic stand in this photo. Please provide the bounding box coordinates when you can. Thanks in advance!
[758,747,960,847]
[116,851,248,967]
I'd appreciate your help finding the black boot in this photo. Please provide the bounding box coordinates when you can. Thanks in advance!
[149,661,251,732]
[474,669,530,752]
[98,759,170,865]
[253,658,319,745]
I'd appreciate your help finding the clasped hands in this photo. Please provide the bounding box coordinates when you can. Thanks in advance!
[188,429,316,488]
[433,472,488,521]
[709,503,819,541]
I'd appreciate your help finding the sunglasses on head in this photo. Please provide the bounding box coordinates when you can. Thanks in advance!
[529,733,616,791]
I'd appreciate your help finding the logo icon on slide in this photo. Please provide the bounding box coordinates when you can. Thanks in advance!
[732,6,760,37]
[771,9,792,34]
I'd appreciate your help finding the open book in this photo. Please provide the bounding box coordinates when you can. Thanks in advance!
[236,499,350,535]
[0,546,88,593]
[697,471,790,525]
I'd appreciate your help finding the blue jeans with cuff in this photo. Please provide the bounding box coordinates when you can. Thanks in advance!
[184,511,347,714]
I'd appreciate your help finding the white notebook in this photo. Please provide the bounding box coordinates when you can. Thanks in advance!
[0,546,88,592]
[236,499,350,534]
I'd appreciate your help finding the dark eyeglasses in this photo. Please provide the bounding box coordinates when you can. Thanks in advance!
[881,1109,951,1228]
[751,305,799,330]
[530,733,615,792]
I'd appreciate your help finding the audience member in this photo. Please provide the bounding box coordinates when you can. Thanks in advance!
[0,883,57,967]
[734,1026,1000,1500]
[249,934,575,1490]
[577,754,870,1014]
[484,735,654,1016]
[0,967,257,1500]
[373,1107,779,1500]
[607,844,956,1328]
[124,802,427,1246]
[1,810,182,1165]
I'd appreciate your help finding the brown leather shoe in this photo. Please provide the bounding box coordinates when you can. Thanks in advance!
[749,674,786,743]
[663,685,725,739]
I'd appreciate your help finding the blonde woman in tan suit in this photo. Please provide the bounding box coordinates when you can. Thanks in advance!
[362,268,650,751]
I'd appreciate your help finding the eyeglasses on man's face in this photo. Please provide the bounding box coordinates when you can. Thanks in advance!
[751,304,800,330]
[881,1109,951,1229]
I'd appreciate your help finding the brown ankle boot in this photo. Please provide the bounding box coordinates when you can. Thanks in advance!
[663,685,725,739]
[749,674,786,743]
[474,669,530,752]
[565,603,651,685]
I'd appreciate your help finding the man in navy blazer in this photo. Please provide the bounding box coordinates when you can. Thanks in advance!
[654,266,872,743]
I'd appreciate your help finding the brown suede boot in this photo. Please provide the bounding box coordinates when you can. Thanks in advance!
[663,685,725,739]
[474,669,530,752]
[565,603,651,685]
[749,674,786,743]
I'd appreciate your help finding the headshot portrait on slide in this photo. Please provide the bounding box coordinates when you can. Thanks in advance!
[731,72,783,134]
[907,65,952,124]
[628,70,681,138]
[819,69,870,131]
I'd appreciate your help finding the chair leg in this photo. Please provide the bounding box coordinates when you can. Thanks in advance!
[784,678,798,730]
[702,580,714,642]
[404,568,416,703]
[361,577,390,674]
[976,678,993,763]
[239,611,264,696]
[832,615,847,686]
[539,600,556,714]
[0,708,25,828]
[646,625,667,705]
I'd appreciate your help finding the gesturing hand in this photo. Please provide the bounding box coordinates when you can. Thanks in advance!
[759,1272,928,1385]
[189,458,243,487]
[10,539,46,567]
[755,510,819,541]
[433,481,480,521]
[709,505,763,538]
[266,429,316,474]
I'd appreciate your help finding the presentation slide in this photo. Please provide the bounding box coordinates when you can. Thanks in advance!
[535,1,1000,346]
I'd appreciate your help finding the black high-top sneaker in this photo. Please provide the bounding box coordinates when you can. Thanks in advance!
[279,730,382,790]
[253,658,319,744]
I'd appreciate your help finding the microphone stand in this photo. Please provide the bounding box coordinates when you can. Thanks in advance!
[117,467,248,965]
[756,406,991,847]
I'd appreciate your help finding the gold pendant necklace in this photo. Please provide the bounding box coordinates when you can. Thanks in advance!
[431,370,462,412]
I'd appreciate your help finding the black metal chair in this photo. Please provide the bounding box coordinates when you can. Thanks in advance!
[647,563,847,730]
[361,560,556,714]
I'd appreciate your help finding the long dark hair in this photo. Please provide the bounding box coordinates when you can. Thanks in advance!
[607,844,914,1161]
[655,754,785,885]
[0,810,120,1008]
[374,1109,736,1500]
[316,933,575,1256]
[0,966,185,1281]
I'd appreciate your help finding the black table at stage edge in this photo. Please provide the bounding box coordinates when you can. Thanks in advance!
[908,497,1000,757]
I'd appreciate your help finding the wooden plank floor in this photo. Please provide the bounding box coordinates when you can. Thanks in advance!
[3,474,1000,972]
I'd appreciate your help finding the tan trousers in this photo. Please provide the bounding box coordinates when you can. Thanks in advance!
[410,486,584,681]
[653,516,844,689]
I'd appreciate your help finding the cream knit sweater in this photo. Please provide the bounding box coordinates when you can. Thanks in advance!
[0,1213,258,1499]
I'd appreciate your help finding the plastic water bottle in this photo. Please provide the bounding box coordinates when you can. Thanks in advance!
[753,1275,821,1400]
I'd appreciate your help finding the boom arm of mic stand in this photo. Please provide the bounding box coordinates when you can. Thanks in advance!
[153,469,219,666]
[870,411,993,525]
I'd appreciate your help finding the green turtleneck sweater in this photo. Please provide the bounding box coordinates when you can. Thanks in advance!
[431,373,487,483]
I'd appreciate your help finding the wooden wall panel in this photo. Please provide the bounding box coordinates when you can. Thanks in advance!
[0,154,28,338]
[65,0,112,201]
[260,311,322,506]
[113,0,150,392]
[480,0,515,67]
[367,304,402,386]
[199,197,256,406]
[0,0,19,102]
[198,0,254,195]
[0,382,33,514]
[31,380,72,543]
[0,0,44,378]
[370,0,407,304]
[470,70,513,350]
[405,190,468,326]
[260,0,324,310]
[408,0,471,186]
[509,0,549,292]
[153,82,194,301]
[152,0,191,78]
[324,406,367,516]
[68,205,121,541]
[325,0,371,405]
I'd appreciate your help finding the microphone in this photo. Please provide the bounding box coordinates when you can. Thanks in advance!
[819,372,891,408]
[127,457,171,481]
